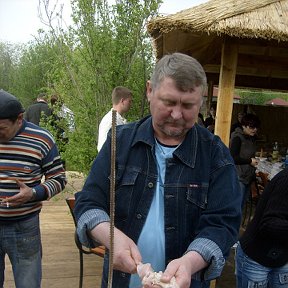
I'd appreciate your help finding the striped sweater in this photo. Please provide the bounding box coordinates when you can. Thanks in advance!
[0,120,67,220]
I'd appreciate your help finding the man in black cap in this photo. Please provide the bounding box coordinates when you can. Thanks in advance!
[0,90,25,142]
[0,90,67,287]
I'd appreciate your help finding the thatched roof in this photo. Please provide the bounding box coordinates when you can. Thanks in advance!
[147,0,288,91]
[148,0,288,41]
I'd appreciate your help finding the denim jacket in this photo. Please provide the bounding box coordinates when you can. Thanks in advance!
[74,116,241,287]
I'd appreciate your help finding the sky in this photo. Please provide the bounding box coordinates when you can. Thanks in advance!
[0,0,208,44]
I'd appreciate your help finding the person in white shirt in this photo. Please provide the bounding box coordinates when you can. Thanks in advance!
[58,104,75,132]
[97,86,132,152]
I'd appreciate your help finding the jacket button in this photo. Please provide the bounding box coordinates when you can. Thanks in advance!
[121,272,126,278]
[148,182,154,188]
[136,214,142,219]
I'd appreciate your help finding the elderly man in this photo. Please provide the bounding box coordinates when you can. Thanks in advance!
[75,53,241,288]
[0,90,67,287]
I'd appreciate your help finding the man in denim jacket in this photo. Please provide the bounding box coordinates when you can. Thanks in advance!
[74,53,241,288]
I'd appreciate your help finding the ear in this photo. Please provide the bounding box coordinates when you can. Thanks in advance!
[146,80,152,102]
[17,113,24,125]
[18,113,24,120]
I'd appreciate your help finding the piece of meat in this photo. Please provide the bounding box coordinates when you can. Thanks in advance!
[137,263,179,288]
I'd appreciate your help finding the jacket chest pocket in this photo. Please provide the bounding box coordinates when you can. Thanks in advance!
[186,183,208,209]
[114,169,139,223]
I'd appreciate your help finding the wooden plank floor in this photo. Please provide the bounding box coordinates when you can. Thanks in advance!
[2,172,238,288]
[4,193,104,288]
[3,172,104,288]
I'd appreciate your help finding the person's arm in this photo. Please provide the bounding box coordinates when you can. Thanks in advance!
[2,142,66,206]
[156,251,208,288]
[89,222,142,274]
[75,159,142,274]
[258,170,288,239]
[24,108,30,121]
[43,104,52,117]
[97,113,112,152]
[1,180,39,207]
[75,141,112,247]
[36,143,67,200]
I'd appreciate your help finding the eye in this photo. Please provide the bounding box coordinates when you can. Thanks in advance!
[162,100,175,106]
[181,102,195,110]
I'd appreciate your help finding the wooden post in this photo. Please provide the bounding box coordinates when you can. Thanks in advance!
[214,38,238,146]
[206,81,214,116]
[210,279,217,288]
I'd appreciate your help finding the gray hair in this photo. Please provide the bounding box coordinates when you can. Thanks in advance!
[150,53,207,94]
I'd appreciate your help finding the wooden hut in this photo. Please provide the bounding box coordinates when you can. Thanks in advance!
[147,0,288,146]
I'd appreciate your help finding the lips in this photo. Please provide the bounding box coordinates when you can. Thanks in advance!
[166,120,185,127]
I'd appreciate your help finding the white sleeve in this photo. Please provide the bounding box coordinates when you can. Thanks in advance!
[97,113,112,152]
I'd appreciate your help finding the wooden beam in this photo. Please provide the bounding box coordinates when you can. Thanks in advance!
[214,39,238,146]
[237,54,288,71]
[206,72,288,90]
[206,81,214,113]
[210,279,217,288]
[204,63,288,77]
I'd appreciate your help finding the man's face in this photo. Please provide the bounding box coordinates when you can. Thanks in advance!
[210,107,216,117]
[0,115,23,143]
[146,77,203,145]
[122,97,132,113]
[238,113,244,123]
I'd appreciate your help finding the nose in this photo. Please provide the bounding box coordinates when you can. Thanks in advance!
[170,107,182,120]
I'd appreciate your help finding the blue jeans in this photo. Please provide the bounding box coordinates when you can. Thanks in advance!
[0,214,42,288]
[235,244,288,287]
[239,181,250,210]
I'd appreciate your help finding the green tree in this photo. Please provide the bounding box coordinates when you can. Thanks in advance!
[0,0,162,174]
[36,0,162,174]
[0,42,23,94]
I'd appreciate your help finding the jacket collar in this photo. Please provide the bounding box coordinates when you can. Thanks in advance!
[132,116,198,168]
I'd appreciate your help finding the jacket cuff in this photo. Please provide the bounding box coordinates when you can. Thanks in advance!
[187,237,225,281]
[33,185,46,200]
[77,209,110,248]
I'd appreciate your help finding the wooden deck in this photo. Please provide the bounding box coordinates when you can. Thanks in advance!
[4,184,104,288]
[3,172,237,287]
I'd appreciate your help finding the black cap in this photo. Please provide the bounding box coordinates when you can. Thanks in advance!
[0,90,25,119]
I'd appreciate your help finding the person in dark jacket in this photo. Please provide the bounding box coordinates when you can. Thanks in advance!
[235,168,288,288]
[74,53,241,288]
[204,104,216,133]
[230,113,260,208]
[24,92,52,126]
[230,111,246,135]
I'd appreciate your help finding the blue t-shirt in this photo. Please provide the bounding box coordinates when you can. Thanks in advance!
[129,141,178,287]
